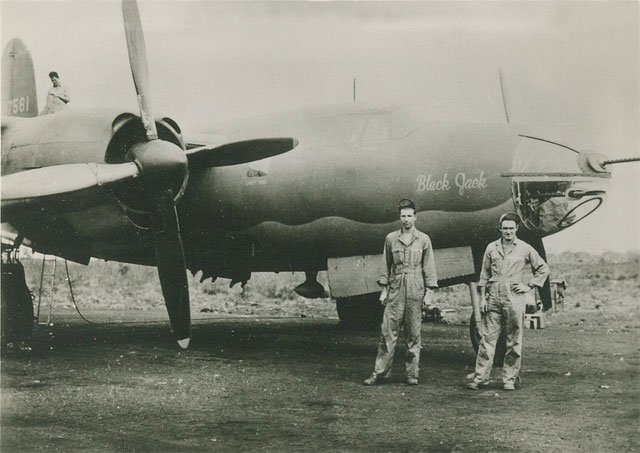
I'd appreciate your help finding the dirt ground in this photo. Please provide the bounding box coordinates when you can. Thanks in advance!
[1,253,639,452]
[1,307,638,452]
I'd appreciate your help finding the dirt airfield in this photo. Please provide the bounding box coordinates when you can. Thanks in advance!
[1,253,639,452]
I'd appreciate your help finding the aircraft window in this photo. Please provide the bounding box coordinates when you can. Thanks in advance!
[516,181,569,233]
[558,197,602,229]
[515,180,607,234]
[391,105,430,137]
[307,115,358,145]
[358,114,391,141]
[348,116,368,142]
[512,137,581,174]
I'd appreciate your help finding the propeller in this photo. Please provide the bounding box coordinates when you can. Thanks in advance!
[122,0,157,140]
[121,0,191,348]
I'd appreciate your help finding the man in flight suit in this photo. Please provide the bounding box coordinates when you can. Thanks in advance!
[364,199,438,386]
[467,212,549,391]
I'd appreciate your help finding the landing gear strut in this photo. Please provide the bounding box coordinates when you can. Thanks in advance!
[1,248,34,350]
[336,293,383,330]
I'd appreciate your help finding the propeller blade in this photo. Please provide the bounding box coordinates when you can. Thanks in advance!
[2,162,140,212]
[122,0,157,140]
[186,137,298,168]
[153,191,191,348]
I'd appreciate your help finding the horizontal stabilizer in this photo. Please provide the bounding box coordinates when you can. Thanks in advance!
[1,162,140,214]
[186,137,298,168]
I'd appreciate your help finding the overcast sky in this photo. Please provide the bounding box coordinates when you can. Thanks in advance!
[2,1,638,254]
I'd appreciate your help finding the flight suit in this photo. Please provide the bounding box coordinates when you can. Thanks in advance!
[373,229,438,380]
[472,239,549,385]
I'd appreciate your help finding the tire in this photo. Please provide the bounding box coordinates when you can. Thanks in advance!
[336,293,384,330]
[469,312,506,367]
[1,261,34,348]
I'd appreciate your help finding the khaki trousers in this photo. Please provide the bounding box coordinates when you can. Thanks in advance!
[473,283,526,384]
[373,277,423,380]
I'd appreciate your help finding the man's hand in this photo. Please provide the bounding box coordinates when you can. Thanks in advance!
[479,296,488,314]
[511,282,533,295]
[379,287,388,306]
[422,288,435,310]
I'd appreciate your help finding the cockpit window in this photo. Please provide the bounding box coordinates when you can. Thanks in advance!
[349,113,391,142]
[512,137,581,174]
[347,106,432,143]
[391,105,430,137]
[362,114,390,140]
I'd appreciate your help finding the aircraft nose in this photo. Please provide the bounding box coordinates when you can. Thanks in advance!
[507,139,613,235]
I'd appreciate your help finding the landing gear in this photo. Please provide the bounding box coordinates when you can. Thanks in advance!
[1,250,34,350]
[336,293,383,330]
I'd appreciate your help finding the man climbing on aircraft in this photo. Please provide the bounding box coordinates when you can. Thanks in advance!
[364,198,438,386]
[40,71,70,115]
[466,212,549,391]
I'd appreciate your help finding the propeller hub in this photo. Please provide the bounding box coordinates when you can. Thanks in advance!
[130,140,187,177]
[118,140,189,212]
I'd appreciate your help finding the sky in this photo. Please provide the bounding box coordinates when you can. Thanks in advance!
[1,0,638,254]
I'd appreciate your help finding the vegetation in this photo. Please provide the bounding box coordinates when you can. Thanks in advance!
[16,250,639,323]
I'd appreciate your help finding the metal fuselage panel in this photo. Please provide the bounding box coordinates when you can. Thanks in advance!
[1,110,116,174]
[4,105,600,275]
[180,109,519,273]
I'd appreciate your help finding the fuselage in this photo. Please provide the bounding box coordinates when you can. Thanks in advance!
[1,104,611,279]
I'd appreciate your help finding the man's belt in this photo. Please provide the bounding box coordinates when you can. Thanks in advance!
[392,268,423,275]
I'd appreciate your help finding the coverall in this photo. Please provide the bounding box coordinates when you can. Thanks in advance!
[373,229,438,380]
[472,239,549,385]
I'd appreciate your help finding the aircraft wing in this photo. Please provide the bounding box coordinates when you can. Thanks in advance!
[1,162,140,218]
[185,137,298,168]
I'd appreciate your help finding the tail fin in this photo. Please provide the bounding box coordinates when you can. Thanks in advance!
[2,38,38,118]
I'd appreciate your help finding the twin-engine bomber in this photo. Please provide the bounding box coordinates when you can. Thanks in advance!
[1,0,637,351]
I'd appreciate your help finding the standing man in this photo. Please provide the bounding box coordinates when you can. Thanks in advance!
[40,71,70,115]
[467,212,549,391]
[364,199,438,386]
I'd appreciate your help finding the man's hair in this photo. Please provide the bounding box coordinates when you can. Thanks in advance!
[49,71,59,79]
[499,212,521,227]
[398,198,416,213]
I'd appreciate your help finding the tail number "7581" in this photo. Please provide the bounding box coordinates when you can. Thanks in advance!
[6,96,31,115]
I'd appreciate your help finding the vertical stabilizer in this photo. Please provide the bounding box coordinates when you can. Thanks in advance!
[2,38,38,117]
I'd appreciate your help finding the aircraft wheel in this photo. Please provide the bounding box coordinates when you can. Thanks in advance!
[336,293,383,330]
[469,312,506,367]
[1,260,34,350]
